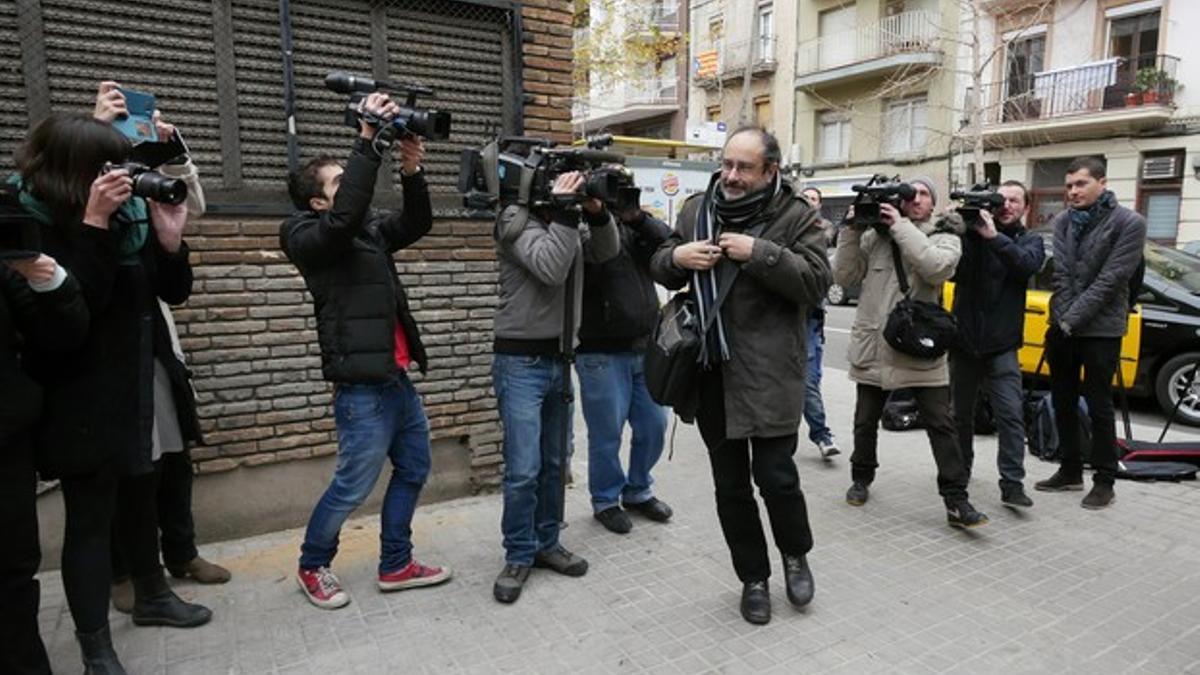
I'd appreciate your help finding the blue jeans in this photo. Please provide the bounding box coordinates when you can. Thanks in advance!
[575,351,667,513]
[493,354,571,566]
[803,313,833,445]
[299,375,431,574]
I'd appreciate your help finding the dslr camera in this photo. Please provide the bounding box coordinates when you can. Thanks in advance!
[949,182,1005,228]
[103,162,188,205]
[849,174,916,227]
[457,134,641,214]
[325,72,451,142]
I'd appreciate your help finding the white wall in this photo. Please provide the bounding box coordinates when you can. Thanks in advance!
[1162,0,1200,116]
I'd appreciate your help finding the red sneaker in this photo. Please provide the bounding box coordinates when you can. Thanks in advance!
[378,559,452,592]
[296,567,350,609]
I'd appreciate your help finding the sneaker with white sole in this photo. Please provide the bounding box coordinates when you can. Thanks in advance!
[378,559,452,592]
[297,566,350,609]
[816,439,841,459]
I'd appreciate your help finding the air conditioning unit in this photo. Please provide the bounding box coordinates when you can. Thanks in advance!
[1142,155,1181,180]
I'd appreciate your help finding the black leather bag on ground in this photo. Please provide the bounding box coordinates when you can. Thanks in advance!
[883,240,957,360]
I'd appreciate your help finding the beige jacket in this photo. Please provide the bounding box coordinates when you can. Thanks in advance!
[833,214,963,390]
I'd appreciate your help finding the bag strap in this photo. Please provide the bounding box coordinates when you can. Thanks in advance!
[889,239,911,296]
[1023,348,1049,406]
[1114,353,1134,443]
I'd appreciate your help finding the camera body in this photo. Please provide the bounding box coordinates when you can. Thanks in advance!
[325,72,452,141]
[850,174,916,227]
[458,134,640,214]
[950,182,1005,228]
[104,162,188,205]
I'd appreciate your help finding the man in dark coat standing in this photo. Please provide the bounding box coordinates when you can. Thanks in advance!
[1036,157,1146,509]
[650,126,830,625]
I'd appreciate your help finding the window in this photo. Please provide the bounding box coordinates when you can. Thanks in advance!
[707,16,724,47]
[884,97,927,156]
[1003,33,1045,122]
[757,2,774,62]
[818,4,857,69]
[1108,9,1160,76]
[754,96,772,130]
[817,111,851,162]
[1138,150,1184,244]
[706,104,722,122]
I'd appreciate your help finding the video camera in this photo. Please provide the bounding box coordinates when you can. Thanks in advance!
[103,162,188,205]
[457,133,641,213]
[850,174,916,227]
[949,182,1005,228]
[325,72,451,142]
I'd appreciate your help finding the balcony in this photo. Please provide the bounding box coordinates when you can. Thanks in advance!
[979,54,1180,146]
[572,78,679,129]
[647,0,679,33]
[695,37,778,90]
[794,10,942,90]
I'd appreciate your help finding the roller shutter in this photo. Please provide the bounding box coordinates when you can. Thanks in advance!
[0,2,27,176]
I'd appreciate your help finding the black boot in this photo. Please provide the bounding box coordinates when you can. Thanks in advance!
[782,554,815,608]
[76,624,127,675]
[132,571,213,628]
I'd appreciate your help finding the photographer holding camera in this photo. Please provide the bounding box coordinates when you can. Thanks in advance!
[650,127,829,625]
[281,91,449,610]
[575,199,673,535]
[0,250,88,675]
[949,181,1044,508]
[11,112,204,673]
[490,165,619,603]
[834,176,988,529]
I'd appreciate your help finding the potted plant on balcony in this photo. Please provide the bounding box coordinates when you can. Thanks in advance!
[1136,67,1160,104]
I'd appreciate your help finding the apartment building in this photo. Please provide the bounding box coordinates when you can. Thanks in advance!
[573,0,688,139]
[966,0,1200,243]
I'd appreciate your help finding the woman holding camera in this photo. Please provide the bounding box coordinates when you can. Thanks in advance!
[12,113,209,674]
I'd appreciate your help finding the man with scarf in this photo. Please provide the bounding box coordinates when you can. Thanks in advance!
[650,127,830,625]
[834,176,988,530]
[1036,157,1146,509]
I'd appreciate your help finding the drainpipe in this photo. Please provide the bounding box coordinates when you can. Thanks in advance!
[279,0,299,172]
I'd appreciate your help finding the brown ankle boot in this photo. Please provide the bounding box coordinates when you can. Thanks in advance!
[167,556,232,584]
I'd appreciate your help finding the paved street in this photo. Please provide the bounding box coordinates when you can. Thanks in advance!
[38,361,1200,674]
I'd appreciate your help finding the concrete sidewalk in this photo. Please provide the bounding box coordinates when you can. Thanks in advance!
[38,367,1200,674]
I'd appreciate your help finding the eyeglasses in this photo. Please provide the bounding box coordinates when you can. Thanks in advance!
[721,159,761,174]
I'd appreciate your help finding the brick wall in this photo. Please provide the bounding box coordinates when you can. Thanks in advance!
[179,3,575,493]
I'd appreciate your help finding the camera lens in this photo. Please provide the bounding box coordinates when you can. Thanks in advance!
[131,172,188,205]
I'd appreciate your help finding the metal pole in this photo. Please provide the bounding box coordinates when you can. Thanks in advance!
[279,0,299,172]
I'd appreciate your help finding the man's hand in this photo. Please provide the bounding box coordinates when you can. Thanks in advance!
[552,171,585,197]
[880,202,901,228]
[358,92,401,139]
[718,232,755,262]
[581,198,604,215]
[976,209,998,240]
[4,254,58,284]
[672,241,723,270]
[83,170,132,229]
[148,200,187,253]
[397,136,425,176]
[152,109,177,143]
[93,81,127,122]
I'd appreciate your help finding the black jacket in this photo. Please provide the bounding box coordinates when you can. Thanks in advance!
[0,266,89,453]
[280,140,433,383]
[951,223,1045,357]
[15,203,194,478]
[578,212,671,353]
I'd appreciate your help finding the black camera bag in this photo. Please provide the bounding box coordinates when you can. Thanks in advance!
[883,240,957,360]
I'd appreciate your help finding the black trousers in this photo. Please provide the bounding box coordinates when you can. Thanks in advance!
[1047,334,1121,485]
[696,371,813,583]
[62,467,160,633]
[0,435,51,674]
[850,383,969,502]
[112,452,198,578]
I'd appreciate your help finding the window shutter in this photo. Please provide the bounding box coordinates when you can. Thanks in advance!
[0,2,26,176]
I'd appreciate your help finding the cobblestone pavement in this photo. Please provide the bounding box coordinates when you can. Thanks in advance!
[39,368,1200,674]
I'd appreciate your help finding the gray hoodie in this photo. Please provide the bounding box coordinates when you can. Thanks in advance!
[493,205,619,352]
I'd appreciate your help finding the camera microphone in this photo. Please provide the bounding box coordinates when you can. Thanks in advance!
[324,72,391,94]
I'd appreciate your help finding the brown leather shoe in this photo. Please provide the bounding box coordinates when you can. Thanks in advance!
[112,577,134,614]
[167,556,232,584]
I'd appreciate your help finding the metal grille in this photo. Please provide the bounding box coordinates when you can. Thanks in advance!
[2,0,519,210]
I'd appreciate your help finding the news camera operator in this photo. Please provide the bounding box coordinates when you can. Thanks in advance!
[490,161,620,604]
[0,249,88,675]
[650,127,829,626]
[11,112,206,674]
[833,176,988,529]
[575,193,674,535]
[949,181,1044,508]
[281,91,450,610]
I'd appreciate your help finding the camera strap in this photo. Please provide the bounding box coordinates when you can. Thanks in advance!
[889,239,911,299]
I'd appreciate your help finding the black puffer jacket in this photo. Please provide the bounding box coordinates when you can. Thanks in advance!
[280,140,433,383]
[578,212,671,353]
[951,223,1045,357]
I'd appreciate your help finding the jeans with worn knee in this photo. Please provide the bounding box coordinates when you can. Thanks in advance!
[300,374,431,574]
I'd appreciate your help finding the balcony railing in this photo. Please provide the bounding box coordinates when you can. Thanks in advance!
[980,53,1180,125]
[696,37,778,83]
[796,10,940,76]
[574,78,678,120]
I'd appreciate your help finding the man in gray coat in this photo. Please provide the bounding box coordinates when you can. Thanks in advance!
[651,127,830,625]
[834,176,988,530]
[490,171,619,604]
[1036,157,1146,509]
